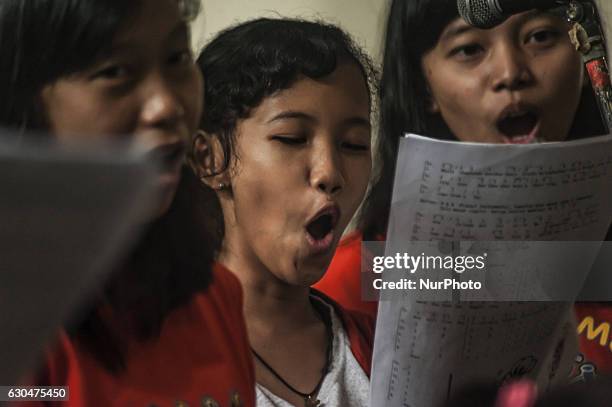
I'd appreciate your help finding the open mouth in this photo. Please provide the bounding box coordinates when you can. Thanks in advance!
[496,110,540,144]
[307,213,334,240]
[305,206,340,254]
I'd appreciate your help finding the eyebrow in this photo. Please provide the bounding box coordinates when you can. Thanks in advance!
[439,19,475,42]
[267,111,316,124]
[440,10,548,41]
[440,23,474,41]
[266,110,370,129]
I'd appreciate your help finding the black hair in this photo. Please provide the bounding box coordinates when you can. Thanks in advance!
[196,17,378,180]
[0,0,213,373]
[0,0,141,130]
[358,0,606,239]
[357,0,458,239]
[0,0,200,131]
[194,18,378,248]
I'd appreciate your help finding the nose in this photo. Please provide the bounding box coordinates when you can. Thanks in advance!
[491,43,534,92]
[140,73,186,130]
[309,141,345,195]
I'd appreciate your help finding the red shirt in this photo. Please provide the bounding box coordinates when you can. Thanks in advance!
[25,264,255,407]
[573,303,612,381]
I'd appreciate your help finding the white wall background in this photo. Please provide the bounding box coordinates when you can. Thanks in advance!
[190,0,390,62]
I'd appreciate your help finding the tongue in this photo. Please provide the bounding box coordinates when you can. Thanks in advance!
[498,114,537,138]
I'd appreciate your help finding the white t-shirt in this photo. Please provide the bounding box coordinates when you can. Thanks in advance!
[255,298,370,406]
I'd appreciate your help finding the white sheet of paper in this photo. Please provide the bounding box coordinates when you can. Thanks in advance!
[370,134,612,407]
[0,138,158,385]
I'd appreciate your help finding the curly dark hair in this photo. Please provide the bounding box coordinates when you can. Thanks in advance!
[196,17,379,178]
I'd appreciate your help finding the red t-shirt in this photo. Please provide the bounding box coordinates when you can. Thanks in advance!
[573,303,612,381]
[23,264,255,407]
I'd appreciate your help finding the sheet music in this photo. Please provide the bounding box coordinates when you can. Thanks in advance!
[370,134,612,407]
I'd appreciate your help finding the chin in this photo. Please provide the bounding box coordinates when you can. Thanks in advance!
[293,259,332,286]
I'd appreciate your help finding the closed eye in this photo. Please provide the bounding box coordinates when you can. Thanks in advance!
[342,142,369,152]
[272,135,307,145]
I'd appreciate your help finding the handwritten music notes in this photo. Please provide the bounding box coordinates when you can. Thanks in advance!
[370,134,612,407]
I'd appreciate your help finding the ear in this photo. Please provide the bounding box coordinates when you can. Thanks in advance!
[428,98,440,114]
[189,130,231,191]
[426,85,440,114]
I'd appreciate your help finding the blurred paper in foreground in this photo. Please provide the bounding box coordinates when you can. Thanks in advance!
[0,137,157,385]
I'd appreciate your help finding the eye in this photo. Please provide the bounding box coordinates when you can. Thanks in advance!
[525,28,560,47]
[168,49,194,66]
[449,43,485,61]
[342,142,370,152]
[272,135,307,146]
[92,64,130,81]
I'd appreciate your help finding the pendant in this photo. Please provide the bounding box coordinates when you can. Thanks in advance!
[304,394,320,407]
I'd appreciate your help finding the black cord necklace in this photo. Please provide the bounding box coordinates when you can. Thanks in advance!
[252,300,333,407]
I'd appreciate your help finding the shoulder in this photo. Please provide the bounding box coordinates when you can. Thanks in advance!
[30,330,104,405]
[209,262,245,300]
[36,269,255,406]
[176,263,250,340]
[191,262,244,319]
[35,331,75,385]
[338,230,364,248]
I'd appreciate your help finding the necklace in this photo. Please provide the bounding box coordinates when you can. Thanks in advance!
[252,300,333,407]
